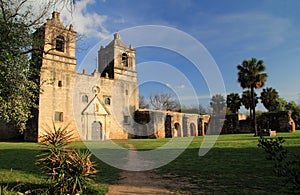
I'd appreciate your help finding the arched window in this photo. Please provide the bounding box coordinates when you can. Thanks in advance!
[82,95,88,103]
[122,53,128,67]
[56,35,65,52]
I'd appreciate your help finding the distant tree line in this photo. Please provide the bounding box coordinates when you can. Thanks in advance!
[208,58,300,135]
[139,92,208,114]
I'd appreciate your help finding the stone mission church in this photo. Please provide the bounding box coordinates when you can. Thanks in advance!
[16,12,209,141]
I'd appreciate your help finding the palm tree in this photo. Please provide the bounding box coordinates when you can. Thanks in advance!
[226,93,241,114]
[210,94,226,116]
[241,90,258,118]
[237,58,267,136]
[260,87,279,112]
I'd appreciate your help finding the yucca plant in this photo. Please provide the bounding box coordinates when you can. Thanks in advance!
[37,123,97,194]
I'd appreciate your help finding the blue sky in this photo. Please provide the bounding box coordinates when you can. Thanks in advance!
[56,0,300,111]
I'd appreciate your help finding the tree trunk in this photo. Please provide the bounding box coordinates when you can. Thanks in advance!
[251,86,258,136]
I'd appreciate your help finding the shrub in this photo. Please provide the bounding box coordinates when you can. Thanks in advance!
[36,123,97,194]
[258,136,300,192]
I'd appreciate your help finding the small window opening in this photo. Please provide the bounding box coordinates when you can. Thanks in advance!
[125,89,128,95]
[58,80,62,87]
[82,95,88,103]
[122,53,128,67]
[124,115,130,124]
[105,97,111,105]
[56,35,65,52]
[54,112,63,122]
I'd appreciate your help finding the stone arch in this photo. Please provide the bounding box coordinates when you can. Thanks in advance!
[55,35,65,52]
[204,122,208,135]
[164,115,172,138]
[190,123,196,136]
[91,121,102,140]
[122,53,128,67]
[174,122,182,137]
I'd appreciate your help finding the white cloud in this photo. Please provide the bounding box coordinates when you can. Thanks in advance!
[28,0,109,39]
[59,0,109,39]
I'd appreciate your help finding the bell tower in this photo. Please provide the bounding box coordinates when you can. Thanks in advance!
[98,33,136,80]
[32,12,77,141]
[98,33,139,133]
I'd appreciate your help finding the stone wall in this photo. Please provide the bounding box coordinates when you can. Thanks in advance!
[258,111,295,132]
[221,111,295,134]
[133,109,210,138]
[220,114,251,134]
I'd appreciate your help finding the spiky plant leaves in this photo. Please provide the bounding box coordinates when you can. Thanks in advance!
[36,123,97,194]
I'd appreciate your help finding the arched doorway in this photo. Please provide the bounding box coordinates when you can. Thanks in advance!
[175,123,181,137]
[190,123,196,136]
[91,121,102,140]
[165,115,172,138]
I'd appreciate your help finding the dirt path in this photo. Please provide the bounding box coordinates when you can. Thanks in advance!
[106,143,174,195]
[106,170,174,195]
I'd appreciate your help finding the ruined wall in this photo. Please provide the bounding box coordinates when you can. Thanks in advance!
[134,109,210,138]
[258,111,295,132]
[221,113,248,134]
[221,111,295,134]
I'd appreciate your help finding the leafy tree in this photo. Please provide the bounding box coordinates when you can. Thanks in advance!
[285,101,297,111]
[260,87,279,112]
[180,104,207,114]
[274,97,288,111]
[258,137,300,192]
[210,94,226,115]
[0,0,42,132]
[0,0,74,132]
[285,101,300,128]
[149,92,180,111]
[199,104,208,114]
[241,90,258,119]
[226,93,241,114]
[237,58,267,136]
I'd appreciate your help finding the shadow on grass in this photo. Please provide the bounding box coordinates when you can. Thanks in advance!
[1,138,299,194]
[157,146,299,194]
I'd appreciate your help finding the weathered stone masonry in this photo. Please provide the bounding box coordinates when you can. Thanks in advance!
[20,12,210,141]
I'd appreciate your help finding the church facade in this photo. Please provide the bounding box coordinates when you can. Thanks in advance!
[18,12,209,141]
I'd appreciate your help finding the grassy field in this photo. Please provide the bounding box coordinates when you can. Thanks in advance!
[1,132,300,194]
[0,141,119,194]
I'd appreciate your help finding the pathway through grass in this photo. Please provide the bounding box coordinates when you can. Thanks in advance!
[1,132,300,194]
[106,143,174,194]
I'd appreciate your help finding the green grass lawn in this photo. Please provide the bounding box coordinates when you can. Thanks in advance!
[125,132,300,194]
[0,141,119,194]
[1,132,300,194]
